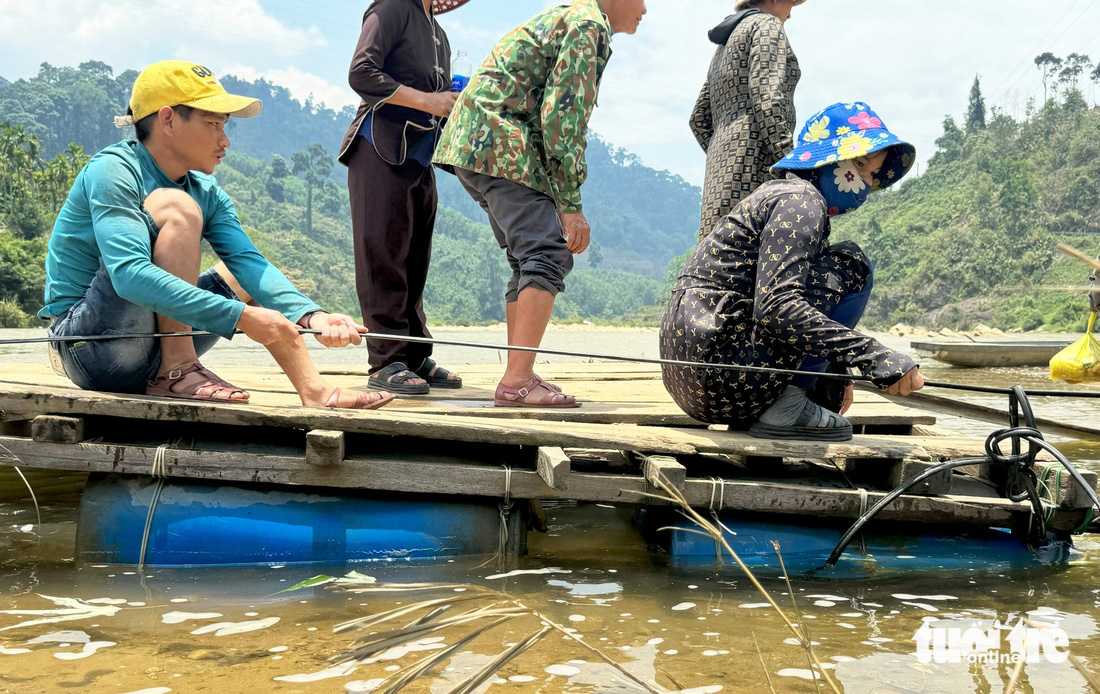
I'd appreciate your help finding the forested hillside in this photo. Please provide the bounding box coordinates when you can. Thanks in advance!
[0,61,693,328]
[830,75,1100,332]
[5,60,1100,333]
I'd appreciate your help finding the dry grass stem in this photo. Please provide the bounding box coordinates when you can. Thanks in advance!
[1022,617,1100,694]
[1058,243,1100,273]
[331,586,664,693]
[772,541,819,689]
[508,598,664,693]
[379,616,511,694]
[1003,634,1028,694]
[1069,653,1100,694]
[445,626,552,694]
[752,631,778,694]
[636,470,842,694]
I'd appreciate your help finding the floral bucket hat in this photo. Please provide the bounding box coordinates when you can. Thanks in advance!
[773,102,916,192]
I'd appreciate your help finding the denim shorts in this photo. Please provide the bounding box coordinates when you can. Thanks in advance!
[47,208,239,393]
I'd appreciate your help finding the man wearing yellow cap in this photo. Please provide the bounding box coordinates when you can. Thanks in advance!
[39,61,393,410]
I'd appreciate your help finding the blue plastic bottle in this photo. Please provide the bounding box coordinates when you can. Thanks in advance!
[451,50,472,92]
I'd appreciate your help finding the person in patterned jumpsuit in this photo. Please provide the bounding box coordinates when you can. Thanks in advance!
[434,0,647,408]
[662,102,926,441]
[691,0,804,241]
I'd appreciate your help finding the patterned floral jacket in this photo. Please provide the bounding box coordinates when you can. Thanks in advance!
[433,0,612,213]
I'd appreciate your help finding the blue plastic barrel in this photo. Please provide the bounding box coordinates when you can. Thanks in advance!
[664,514,1055,576]
[76,473,513,567]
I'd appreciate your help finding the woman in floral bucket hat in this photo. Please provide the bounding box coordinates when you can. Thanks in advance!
[660,102,926,442]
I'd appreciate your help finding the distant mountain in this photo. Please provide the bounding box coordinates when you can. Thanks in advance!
[0,61,700,276]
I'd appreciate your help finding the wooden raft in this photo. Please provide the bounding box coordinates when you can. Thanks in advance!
[0,362,1091,531]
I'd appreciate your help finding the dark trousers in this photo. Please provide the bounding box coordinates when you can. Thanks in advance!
[791,263,874,390]
[348,140,436,372]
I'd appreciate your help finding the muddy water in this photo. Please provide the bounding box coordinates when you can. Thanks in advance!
[3,328,1100,693]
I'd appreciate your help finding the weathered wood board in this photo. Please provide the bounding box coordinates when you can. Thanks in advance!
[0,381,982,461]
[0,436,1031,527]
[1,362,935,428]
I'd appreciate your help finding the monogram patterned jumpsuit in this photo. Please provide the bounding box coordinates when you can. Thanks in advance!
[660,176,916,426]
[691,11,800,240]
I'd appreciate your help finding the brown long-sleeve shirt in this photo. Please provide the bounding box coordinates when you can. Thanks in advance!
[338,0,451,167]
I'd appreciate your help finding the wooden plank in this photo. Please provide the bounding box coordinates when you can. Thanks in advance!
[842,457,953,496]
[0,383,984,461]
[0,436,1028,526]
[1034,461,1099,510]
[865,385,1100,440]
[1,364,936,429]
[31,415,85,444]
[306,430,345,467]
[536,447,570,491]
[644,455,686,491]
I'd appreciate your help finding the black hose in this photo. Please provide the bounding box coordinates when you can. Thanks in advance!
[824,387,1100,568]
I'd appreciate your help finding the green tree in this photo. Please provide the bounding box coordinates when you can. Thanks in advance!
[965,75,986,132]
[932,115,965,166]
[291,143,334,237]
[1035,52,1063,102]
[1058,53,1092,93]
[266,154,289,203]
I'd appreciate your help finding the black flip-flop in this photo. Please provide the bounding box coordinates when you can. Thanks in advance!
[414,357,463,389]
[367,361,430,395]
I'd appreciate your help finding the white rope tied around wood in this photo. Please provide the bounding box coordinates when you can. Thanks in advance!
[707,476,736,562]
[479,465,515,570]
[137,444,170,571]
[856,487,869,556]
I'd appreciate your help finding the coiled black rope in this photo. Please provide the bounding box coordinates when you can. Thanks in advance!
[824,386,1100,567]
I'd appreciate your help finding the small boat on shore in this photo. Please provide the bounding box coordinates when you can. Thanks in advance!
[911,339,1072,368]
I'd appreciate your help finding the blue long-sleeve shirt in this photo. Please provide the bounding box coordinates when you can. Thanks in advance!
[40,140,320,338]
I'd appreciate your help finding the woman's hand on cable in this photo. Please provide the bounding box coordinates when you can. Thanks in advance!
[303,312,367,348]
[560,211,591,254]
[840,384,854,414]
[885,366,927,396]
[422,91,459,118]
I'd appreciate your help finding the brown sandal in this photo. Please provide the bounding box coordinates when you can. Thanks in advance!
[325,387,395,411]
[146,363,250,403]
[494,376,579,408]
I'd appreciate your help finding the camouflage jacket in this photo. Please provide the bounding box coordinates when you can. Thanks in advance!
[433,0,612,213]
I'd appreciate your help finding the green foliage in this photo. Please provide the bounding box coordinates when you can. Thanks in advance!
[833,84,1100,333]
[0,61,702,327]
[966,75,986,132]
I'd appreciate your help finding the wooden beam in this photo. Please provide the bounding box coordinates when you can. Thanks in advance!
[0,436,1029,526]
[644,455,686,502]
[0,383,986,461]
[31,415,84,444]
[842,457,953,496]
[306,430,345,467]
[536,447,570,491]
[1034,461,1099,510]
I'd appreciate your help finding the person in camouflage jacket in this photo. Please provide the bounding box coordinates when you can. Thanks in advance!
[434,0,647,408]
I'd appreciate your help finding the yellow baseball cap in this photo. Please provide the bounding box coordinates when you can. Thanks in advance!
[116,61,261,126]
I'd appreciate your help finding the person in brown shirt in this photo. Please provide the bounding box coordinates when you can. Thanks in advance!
[338,0,468,394]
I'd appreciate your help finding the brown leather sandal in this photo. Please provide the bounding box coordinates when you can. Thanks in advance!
[494,376,579,408]
[325,387,395,411]
[146,363,249,403]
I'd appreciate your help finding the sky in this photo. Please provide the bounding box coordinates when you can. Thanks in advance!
[1,0,1099,186]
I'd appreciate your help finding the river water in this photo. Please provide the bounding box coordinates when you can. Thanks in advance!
[2,327,1100,693]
